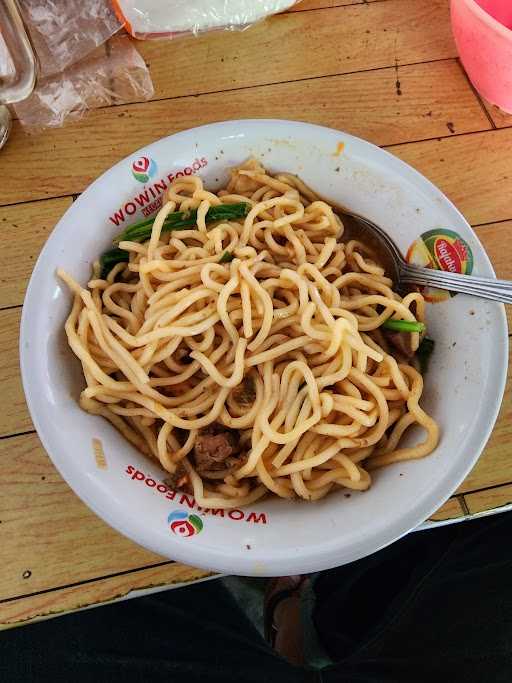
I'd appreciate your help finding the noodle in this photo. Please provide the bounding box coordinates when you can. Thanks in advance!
[58,159,439,508]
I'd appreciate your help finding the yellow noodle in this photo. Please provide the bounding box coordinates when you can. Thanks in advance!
[58,159,439,508]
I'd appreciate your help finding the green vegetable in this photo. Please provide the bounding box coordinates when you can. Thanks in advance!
[113,203,250,245]
[99,202,250,279]
[219,251,234,263]
[416,337,435,374]
[100,247,129,279]
[382,319,426,334]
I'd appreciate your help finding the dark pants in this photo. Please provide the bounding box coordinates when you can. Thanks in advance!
[2,513,512,682]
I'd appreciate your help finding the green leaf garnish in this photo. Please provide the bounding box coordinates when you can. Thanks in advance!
[100,247,129,280]
[113,203,250,245]
[99,202,250,279]
[219,251,234,263]
[382,319,426,333]
[416,337,435,374]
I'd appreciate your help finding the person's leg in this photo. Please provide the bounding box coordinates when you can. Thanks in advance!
[0,578,315,683]
[266,576,308,666]
[313,514,512,682]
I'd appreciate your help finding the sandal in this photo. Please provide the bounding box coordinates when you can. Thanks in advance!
[264,575,307,649]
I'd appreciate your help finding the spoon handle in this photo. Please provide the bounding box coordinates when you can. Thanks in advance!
[399,264,512,304]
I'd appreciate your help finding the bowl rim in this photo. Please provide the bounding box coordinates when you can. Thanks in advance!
[452,0,512,39]
[20,119,509,575]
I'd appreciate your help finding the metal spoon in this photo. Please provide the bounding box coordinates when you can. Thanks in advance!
[334,209,512,304]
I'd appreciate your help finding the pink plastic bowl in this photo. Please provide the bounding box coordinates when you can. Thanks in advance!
[451,0,512,113]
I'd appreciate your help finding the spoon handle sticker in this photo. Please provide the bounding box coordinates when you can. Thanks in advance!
[406,229,474,303]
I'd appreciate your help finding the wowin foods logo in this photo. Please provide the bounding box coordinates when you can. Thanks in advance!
[132,156,157,183]
[168,510,203,537]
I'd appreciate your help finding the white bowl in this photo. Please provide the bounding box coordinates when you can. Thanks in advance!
[20,120,508,576]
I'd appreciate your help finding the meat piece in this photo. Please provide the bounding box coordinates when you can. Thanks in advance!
[198,452,249,481]
[163,463,189,491]
[232,376,256,405]
[226,453,248,470]
[193,423,241,474]
[176,348,193,365]
[383,330,415,359]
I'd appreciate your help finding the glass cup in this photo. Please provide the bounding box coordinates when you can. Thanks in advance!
[0,0,37,147]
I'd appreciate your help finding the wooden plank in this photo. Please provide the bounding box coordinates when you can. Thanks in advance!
[475,220,512,276]
[0,197,503,315]
[0,565,215,629]
[140,0,455,102]
[392,128,512,226]
[465,484,512,515]
[0,59,487,206]
[0,214,508,440]
[0,339,506,603]
[428,497,464,522]
[0,169,504,317]
[474,221,512,329]
[0,198,72,309]
[0,431,177,601]
[483,99,512,129]
[457,343,512,494]
[0,308,32,437]
[0,200,506,444]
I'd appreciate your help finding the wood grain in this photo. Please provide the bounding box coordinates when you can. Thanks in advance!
[465,484,512,515]
[1,186,510,442]
[136,0,455,102]
[392,128,512,226]
[429,497,464,522]
[0,204,506,323]
[0,427,475,606]
[475,221,512,329]
[0,565,215,629]
[0,431,174,600]
[483,99,512,129]
[1,344,509,598]
[475,220,512,278]
[0,58,487,206]
[0,308,32,437]
[0,198,71,309]
[2,0,512,623]
[457,343,512,494]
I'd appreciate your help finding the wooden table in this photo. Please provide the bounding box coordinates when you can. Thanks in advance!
[1,0,511,629]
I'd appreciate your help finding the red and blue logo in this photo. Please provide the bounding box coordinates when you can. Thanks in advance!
[132,156,157,183]
[168,510,203,537]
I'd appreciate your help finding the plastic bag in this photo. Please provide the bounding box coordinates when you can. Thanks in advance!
[8,0,296,131]
[13,35,153,130]
[111,0,299,39]
[19,0,121,77]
